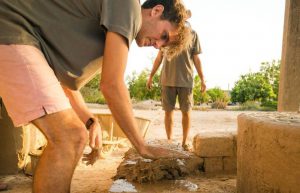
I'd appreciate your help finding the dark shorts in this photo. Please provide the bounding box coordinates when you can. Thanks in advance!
[161,86,193,112]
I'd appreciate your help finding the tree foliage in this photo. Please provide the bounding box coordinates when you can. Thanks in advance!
[80,75,106,104]
[206,87,229,103]
[127,69,161,101]
[231,60,280,108]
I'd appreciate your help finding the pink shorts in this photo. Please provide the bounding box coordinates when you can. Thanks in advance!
[0,45,71,127]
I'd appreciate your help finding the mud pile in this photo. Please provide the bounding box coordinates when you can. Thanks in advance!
[114,142,203,183]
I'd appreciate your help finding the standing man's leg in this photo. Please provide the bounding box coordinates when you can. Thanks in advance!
[181,110,191,146]
[161,86,177,142]
[164,110,174,141]
[178,87,193,150]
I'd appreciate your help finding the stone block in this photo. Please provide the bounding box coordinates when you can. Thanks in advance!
[193,133,235,157]
[238,112,300,193]
[223,156,237,173]
[203,157,223,173]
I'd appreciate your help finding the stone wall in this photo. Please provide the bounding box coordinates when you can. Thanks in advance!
[237,112,300,193]
[193,133,237,174]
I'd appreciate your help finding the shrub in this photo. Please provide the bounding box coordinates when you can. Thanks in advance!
[127,69,161,101]
[80,75,106,104]
[193,75,210,105]
[211,100,227,109]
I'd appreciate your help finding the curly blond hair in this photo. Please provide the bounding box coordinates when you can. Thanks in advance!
[161,23,192,60]
[142,0,192,59]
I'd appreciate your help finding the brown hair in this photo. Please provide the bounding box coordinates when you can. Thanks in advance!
[142,0,192,59]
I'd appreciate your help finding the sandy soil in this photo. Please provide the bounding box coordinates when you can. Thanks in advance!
[0,104,244,193]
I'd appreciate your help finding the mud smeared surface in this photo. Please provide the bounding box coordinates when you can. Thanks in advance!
[114,141,203,183]
[112,140,236,192]
[109,175,236,193]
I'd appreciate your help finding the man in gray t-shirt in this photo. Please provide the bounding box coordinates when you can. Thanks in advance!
[147,27,206,151]
[0,0,190,192]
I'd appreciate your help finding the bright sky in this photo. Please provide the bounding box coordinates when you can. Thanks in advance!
[126,0,285,90]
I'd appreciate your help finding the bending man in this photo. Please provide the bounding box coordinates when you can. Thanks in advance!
[0,0,190,192]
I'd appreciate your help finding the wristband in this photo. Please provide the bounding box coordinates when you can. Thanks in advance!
[85,117,95,130]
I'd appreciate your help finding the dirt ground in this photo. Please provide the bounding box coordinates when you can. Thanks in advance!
[0,103,244,193]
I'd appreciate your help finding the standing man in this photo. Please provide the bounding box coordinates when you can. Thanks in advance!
[147,25,206,151]
[0,0,190,192]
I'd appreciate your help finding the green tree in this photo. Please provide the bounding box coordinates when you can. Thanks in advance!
[127,69,161,101]
[231,60,280,109]
[260,60,280,100]
[206,87,229,103]
[231,73,274,103]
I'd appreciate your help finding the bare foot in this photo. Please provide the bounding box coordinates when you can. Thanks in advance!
[182,144,193,152]
[167,139,173,144]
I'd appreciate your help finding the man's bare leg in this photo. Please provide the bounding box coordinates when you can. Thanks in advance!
[32,109,87,193]
[164,110,174,142]
[182,111,191,147]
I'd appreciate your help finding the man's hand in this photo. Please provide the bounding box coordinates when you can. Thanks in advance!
[201,81,206,93]
[146,77,153,90]
[83,148,102,166]
[139,145,189,160]
[83,118,103,165]
[88,117,102,149]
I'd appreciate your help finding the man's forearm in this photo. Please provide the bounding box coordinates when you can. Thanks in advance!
[63,86,94,124]
[193,55,204,82]
[150,51,163,78]
[101,31,146,152]
[101,81,145,150]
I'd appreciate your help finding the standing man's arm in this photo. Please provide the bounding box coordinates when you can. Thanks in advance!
[193,54,206,93]
[146,51,163,89]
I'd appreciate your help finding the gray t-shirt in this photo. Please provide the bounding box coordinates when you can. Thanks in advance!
[0,0,141,90]
[160,30,201,88]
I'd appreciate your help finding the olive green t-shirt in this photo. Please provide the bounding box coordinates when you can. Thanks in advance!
[160,30,201,88]
[0,0,141,90]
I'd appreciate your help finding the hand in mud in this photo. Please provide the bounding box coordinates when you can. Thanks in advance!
[140,145,189,160]
[82,148,102,166]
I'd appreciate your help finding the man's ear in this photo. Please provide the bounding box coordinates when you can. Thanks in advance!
[150,5,164,17]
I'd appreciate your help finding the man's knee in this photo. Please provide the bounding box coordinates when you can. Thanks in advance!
[49,123,87,151]
[33,110,88,150]
[165,110,173,117]
[181,111,191,118]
